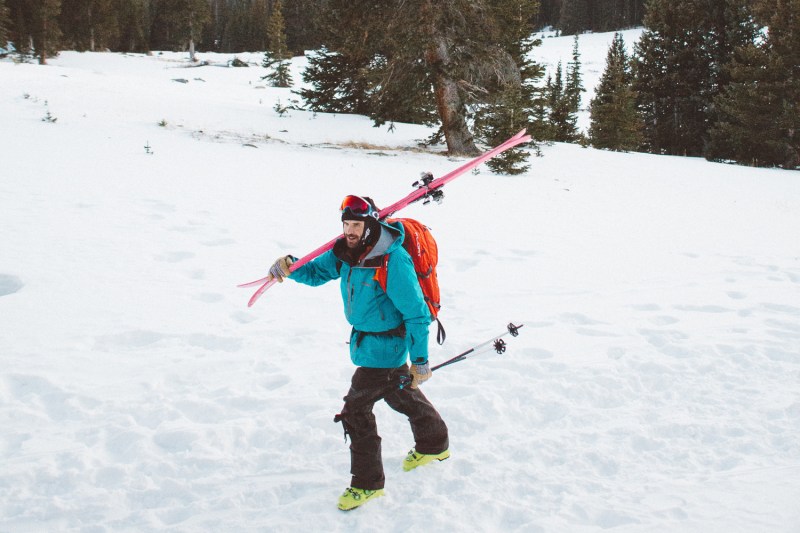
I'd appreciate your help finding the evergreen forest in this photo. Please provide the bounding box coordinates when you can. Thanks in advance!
[2,0,797,170]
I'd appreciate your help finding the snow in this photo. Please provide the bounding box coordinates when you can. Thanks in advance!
[2,33,800,532]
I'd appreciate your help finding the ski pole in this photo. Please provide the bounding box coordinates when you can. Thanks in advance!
[431,322,523,372]
[333,322,524,440]
[353,322,524,396]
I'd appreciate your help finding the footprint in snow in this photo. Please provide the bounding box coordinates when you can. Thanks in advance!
[141,198,175,213]
[185,333,243,352]
[94,330,168,350]
[632,303,662,311]
[726,291,747,300]
[200,238,236,247]
[560,312,603,325]
[673,304,732,313]
[154,251,195,263]
[650,315,679,326]
[230,311,256,324]
[153,428,199,453]
[194,292,224,303]
[575,327,620,337]
[453,258,479,272]
[762,303,800,316]
[0,274,23,297]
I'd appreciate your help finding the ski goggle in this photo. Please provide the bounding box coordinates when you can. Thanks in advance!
[340,195,378,218]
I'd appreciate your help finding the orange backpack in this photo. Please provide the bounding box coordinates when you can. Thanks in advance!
[374,218,446,344]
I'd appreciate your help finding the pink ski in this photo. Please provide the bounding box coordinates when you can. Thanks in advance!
[240,130,531,307]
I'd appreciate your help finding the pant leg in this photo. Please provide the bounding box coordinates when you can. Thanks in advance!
[340,367,392,490]
[384,365,449,455]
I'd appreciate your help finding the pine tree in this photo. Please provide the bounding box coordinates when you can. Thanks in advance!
[594,0,646,31]
[10,0,62,63]
[422,0,525,155]
[624,0,646,28]
[535,0,561,29]
[474,0,544,174]
[559,0,588,35]
[59,0,118,51]
[262,0,292,87]
[633,0,708,155]
[529,82,552,141]
[478,84,533,174]
[552,0,646,34]
[283,0,324,54]
[707,0,799,168]
[223,0,270,53]
[248,0,270,51]
[299,1,418,123]
[184,0,210,60]
[300,0,544,157]
[3,0,61,60]
[566,34,584,115]
[706,44,782,166]
[114,0,149,52]
[218,1,248,52]
[0,0,10,47]
[150,0,210,59]
[535,36,582,144]
[211,0,265,52]
[546,61,579,141]
[633,0,756,156]
[589,32,643,150]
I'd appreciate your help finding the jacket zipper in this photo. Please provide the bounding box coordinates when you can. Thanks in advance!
[346,266,384,321]
[346,268,354,317]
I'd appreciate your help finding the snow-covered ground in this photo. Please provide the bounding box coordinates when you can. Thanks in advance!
[2,31,799,532]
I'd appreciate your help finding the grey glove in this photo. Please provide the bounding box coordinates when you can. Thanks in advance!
[268,255,294,283]
[410,361,431,389]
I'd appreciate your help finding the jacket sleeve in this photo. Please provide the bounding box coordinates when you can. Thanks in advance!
[290,249,341,287]
[385,248,431,363]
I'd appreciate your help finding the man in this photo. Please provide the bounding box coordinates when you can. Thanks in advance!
[267,195,449,511]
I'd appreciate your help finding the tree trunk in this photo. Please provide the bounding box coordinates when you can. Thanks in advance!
[38,12,48,64]
[89,5,95,51]
[189,12,196,61]
[427,36,479,156]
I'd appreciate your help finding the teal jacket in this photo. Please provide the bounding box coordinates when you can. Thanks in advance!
[290,221,431,368]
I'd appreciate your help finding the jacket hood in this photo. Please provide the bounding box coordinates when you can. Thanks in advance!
[363,220,404,262]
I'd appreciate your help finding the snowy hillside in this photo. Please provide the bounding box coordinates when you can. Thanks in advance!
[2,31,799,532]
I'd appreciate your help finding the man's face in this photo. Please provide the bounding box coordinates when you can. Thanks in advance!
[343,220,365,248]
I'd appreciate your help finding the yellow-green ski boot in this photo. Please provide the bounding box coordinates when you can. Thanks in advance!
[337,487,385,511]
[403,449,450,472]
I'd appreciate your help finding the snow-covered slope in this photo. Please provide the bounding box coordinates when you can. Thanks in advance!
[1,33,799,532]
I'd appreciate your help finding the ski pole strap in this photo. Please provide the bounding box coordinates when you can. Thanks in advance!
[435,318,446,345]
[351,323,406,348]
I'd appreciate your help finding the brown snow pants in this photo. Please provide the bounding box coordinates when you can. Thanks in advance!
[338,365,449,491]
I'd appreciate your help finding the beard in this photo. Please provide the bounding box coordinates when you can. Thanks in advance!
[345,232,361,248]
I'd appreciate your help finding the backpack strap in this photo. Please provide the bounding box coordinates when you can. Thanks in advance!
[373,255,445,345]
[373,255,389,292]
